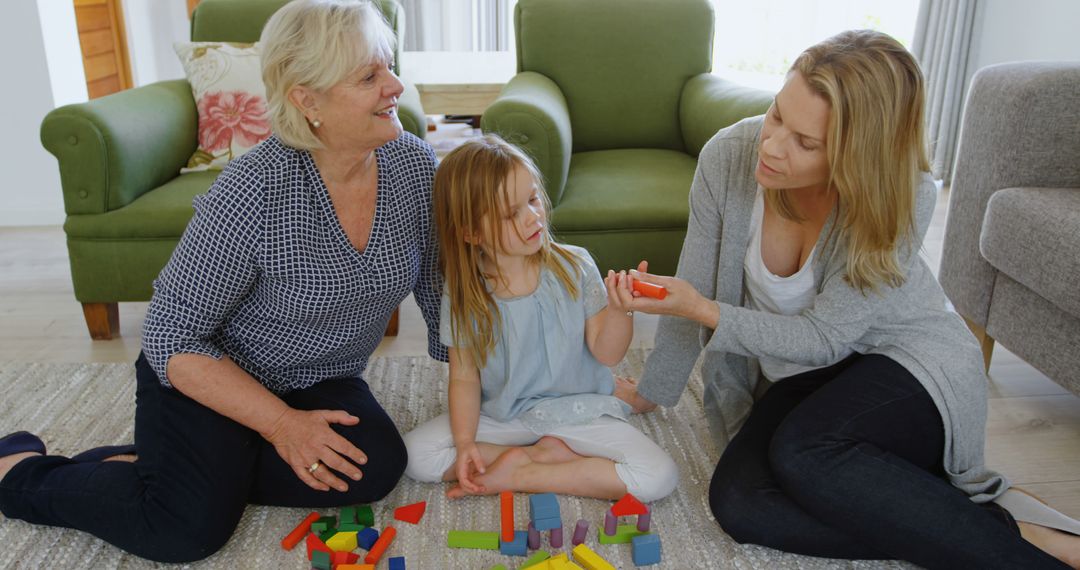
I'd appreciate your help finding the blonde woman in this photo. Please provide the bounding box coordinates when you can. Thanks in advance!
[0,0,445,562]
[402,135,678,502]
[619,30,1080,568]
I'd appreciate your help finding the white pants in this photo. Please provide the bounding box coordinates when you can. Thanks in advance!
[403,413,679,503]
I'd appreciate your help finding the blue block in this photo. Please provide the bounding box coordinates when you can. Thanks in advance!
[533,516,561,531]
[357,526,380,550]
[632,533,662,566]
[388,556,406,570]
[499,530,528,557]
[529,493,560,521]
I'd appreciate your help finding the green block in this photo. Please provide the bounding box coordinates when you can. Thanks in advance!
[340,506,357,525]
[447,530,500,550]
[598,524,649,545]
[311,550,331,570]
[488,566,509,570]
[318,528,338,543]
[355,504,374,527]
[522,551,552,568]
[338,522,365,532]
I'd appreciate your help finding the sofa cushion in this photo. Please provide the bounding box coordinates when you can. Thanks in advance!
[980,187,1080,317]
[553,149,696,232]
[64,171,220,239]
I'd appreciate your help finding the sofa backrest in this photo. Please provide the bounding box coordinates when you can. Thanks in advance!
[515,0,713,153]
[191,0,403,74]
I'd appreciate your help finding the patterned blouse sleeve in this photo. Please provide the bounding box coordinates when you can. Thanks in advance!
[412,144,450,362]
[141,159,264,387]
[576,248,609,318]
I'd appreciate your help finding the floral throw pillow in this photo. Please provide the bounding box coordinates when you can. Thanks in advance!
[174,42,272,173]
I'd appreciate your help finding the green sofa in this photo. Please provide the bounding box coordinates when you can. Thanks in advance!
[41,0,422,339]
[480,0,772,276]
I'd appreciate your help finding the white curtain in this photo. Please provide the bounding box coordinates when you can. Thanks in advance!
[911,0,981,181]
[399,0,512,52]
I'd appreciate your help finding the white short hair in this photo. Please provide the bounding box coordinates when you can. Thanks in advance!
[260,0,396,150]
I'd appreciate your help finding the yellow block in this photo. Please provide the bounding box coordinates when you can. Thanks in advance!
[572,544,616,570]
[324,530,358,552]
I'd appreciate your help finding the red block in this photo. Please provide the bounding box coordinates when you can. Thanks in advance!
[632,280,667,300]
[364,525,397,565]
[500,491,514,542]
[332,551,361,565]
[393,501,427,524]
[611,493,648,517]
[306,533,330,560]
[281,511,320,550]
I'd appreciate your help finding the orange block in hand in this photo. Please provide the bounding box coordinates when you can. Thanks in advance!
[632,280,667,300]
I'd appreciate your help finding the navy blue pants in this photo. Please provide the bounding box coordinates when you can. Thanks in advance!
[0,352,407,563]
[709,354,1067,569]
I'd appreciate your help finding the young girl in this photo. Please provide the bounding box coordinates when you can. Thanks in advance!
[403,135,678,502]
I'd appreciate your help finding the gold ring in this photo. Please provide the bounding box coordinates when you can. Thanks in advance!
[308,461,321,474]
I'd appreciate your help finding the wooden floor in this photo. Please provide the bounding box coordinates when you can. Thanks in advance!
[1,188,1077,519]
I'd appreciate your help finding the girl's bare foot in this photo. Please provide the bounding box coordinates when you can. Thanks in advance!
[1019,522,1080,569]
[0,451,41,480]
[526,436,581,464]
[446,447,532,499]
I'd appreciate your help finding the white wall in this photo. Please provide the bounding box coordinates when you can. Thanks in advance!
[122,0,188,87]
[0,1,86,227]
[972,0,1080,73]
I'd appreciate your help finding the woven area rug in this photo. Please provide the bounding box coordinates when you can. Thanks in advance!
[0,352,910,569]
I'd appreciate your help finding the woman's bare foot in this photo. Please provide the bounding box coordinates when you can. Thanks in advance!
[103,454,137,463]
[446,447,532,499]
[1019,522,1080,569]
[526,436,581,464]
[0,451,41,480]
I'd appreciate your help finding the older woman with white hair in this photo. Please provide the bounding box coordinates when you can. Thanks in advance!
[0,0,445,562]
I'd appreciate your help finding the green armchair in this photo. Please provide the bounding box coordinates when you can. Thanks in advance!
[41,0,422,339]
[480,0,772,276]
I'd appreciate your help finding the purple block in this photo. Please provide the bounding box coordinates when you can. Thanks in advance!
[637,510,651,532]
[527,521,540,550]
[549,526,563,548]
[572,519,589,545]
[604,510,617,535]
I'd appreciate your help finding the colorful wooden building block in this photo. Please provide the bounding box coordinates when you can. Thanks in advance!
[331,551,360,566]
[325,530,358,552]
[388,556,406,570]
[340,506,357,525]
[529,493,561,529]
[571,544,616,570]
[311,515,337,534]
[357,526,380,550]
[311,549,332,570]
[335,565,375,570]
[447,530,500,550]
[632,533,662,566]
[521,550,551,568]
[306,533,330,560]
[356,504,375,527]
[280,511,320,550]
[500,491,515,542]
[499,530,528,556]
[393,501,427,524]
[611,493,647,516]
[364,525,396,565]
[572,519,589,545]
[528,521,540,550]
[598,524,648,545]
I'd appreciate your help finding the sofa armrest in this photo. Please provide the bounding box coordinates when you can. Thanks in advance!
[41,80,198,216]
[940,62,1080,325]
[679,73,773,157]
[480,72,572,205]
[398,80,427,141]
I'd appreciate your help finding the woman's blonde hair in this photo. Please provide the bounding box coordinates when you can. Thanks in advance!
[766,29,930,293]
[260,0,395,150]
[434,134,583,367]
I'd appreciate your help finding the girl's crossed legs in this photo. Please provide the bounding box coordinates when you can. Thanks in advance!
[404,413,677,502]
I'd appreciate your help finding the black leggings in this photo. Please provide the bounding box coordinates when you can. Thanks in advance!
[0,352,407,563]
[709,354,1067,569]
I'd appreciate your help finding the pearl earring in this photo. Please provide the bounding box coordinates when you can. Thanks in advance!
[311,119,322,128]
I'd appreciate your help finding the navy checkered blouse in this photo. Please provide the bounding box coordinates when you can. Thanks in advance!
[142,133,448,394]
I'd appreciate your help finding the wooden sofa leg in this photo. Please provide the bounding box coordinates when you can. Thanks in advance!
[83,302,120,340]
[384,307,400,337]
[962,316,994,373]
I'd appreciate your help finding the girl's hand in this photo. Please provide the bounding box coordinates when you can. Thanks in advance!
[604,269,635,317]
[454,440,487,494]
[628,264,717,326]
[615,376,658,414]
[263,407,367,492]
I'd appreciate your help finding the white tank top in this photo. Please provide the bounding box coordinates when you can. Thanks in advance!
[743,188,852,381]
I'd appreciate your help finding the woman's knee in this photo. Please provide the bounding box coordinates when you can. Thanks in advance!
[145,503,242,563]
[709,459,772,545]
[350,426,407,501]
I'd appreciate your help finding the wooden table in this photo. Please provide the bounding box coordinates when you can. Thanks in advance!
[400,51,516,116]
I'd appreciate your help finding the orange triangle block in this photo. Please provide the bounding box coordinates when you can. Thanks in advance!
[611,493,647,517]
[393,501,427,524]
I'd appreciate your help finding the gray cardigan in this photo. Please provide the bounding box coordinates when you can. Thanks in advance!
[638,116,1008,501]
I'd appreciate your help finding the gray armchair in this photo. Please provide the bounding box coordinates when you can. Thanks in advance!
[939,61,1080,396]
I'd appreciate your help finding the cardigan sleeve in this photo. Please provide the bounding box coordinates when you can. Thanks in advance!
[703,176,939,365]
[411,144,449,363]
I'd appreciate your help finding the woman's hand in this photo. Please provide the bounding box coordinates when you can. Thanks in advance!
[615,376,657,414]
[263,407,368,492]
[627,262,719,328]
[453,440,487,494]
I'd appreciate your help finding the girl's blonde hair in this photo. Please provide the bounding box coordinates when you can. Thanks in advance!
[260,0,395,150]
[766,29,930,293]
[434,134,583,367]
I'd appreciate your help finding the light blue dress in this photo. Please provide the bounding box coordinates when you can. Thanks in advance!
[439,245,630,432]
